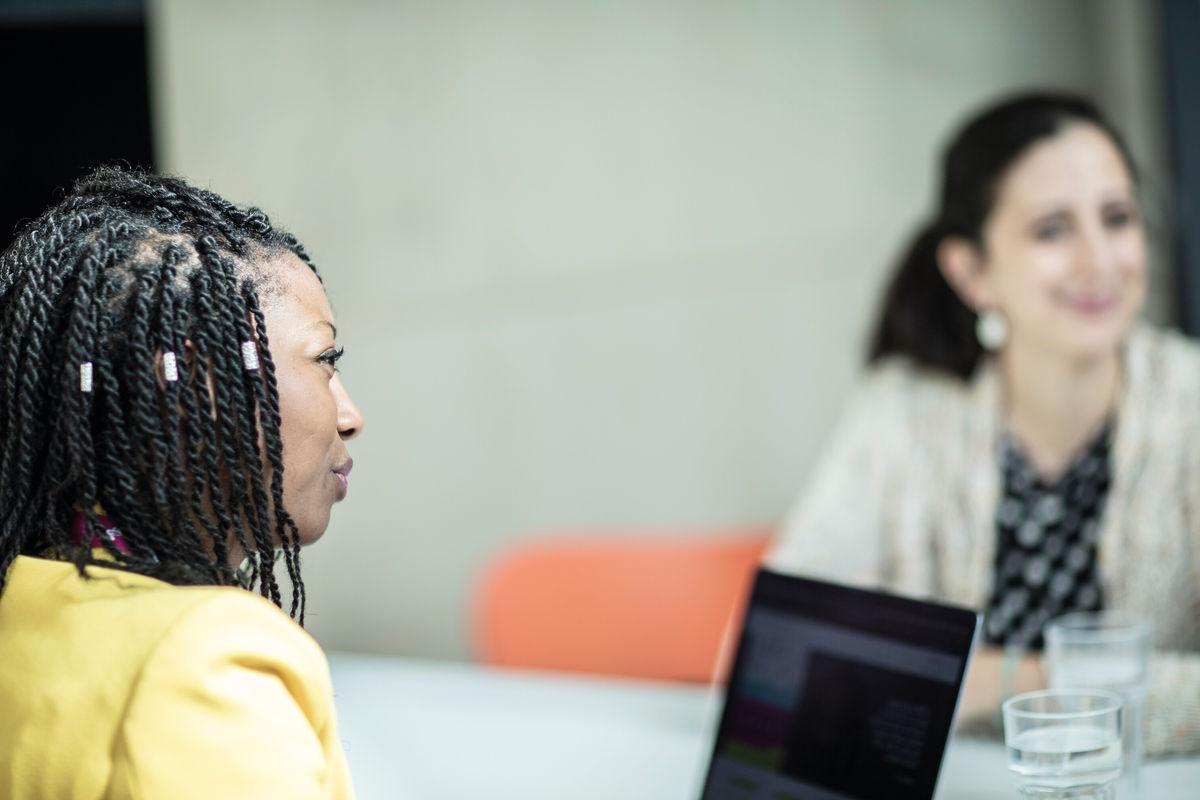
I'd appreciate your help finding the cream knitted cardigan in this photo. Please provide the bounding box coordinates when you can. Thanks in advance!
[767,325,1200,757]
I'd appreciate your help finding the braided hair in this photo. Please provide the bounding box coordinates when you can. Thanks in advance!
[0,166,317,623]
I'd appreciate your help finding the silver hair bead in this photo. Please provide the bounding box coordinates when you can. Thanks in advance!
[163,351,179,382]
[241,340,260,371]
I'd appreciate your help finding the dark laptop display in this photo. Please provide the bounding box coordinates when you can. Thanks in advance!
[700,570,979,800]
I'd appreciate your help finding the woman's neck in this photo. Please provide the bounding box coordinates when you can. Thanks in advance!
[998,339,1122,482]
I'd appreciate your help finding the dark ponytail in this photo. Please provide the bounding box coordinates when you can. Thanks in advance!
[868,91,1136,380]
[868,222,980,380]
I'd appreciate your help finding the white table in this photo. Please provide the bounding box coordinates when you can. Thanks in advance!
[328,652,1199,799]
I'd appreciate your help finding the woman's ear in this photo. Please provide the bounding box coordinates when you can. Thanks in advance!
[937,236,991,311]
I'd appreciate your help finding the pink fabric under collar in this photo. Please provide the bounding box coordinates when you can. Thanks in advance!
[71,508,131,554]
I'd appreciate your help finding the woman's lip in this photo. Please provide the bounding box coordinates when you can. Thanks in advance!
[1060,294,1119,315]
[331,458,352,500]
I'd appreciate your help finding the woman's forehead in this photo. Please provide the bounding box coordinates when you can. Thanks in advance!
[266,253,335,333]
[996,125,1132,212]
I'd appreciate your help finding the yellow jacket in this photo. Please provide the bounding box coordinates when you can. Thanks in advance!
[0,554,355,799]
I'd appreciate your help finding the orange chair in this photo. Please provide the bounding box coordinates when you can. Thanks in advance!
[472,527,772,683]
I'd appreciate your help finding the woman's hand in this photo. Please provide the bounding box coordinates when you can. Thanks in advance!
[959,646,1045,719]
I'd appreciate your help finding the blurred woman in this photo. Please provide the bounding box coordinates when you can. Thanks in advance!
[0,168,364,797]
[767,93,1200,755]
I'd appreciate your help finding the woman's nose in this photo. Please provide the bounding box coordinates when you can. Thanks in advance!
[334,377,365,440]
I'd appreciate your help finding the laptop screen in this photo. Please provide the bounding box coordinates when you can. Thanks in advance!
[700,569,979,800]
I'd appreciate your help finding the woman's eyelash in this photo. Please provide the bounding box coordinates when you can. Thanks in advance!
[317,347,345,370]
[1033,221,1068,241]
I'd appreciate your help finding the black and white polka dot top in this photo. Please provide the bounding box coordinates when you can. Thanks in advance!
[982,423,1112,649]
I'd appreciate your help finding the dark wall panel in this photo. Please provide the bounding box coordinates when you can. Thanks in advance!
[0,0,154,250]
[1163,0,1200,334]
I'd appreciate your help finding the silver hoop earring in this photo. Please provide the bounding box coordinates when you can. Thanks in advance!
[975,308,1009,351]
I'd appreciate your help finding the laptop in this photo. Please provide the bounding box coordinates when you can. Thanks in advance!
[699,569,981,800]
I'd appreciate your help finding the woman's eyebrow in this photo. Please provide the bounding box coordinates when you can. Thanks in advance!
[310,320,338,339]
[1100,190,1136,205]
[1027,208,1070,225]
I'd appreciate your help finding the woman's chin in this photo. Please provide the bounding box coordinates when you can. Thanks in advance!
[285,510,331,548]
[1055,323,1133,365]
[295,524,328,548]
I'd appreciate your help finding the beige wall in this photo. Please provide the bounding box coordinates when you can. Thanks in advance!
[150,0,1167,659]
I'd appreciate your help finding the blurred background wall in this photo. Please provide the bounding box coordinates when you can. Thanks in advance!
[143,0,1173,659]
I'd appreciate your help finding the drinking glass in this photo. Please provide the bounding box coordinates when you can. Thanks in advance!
[1045,613,1150,796]
[1003,689,1123,798]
